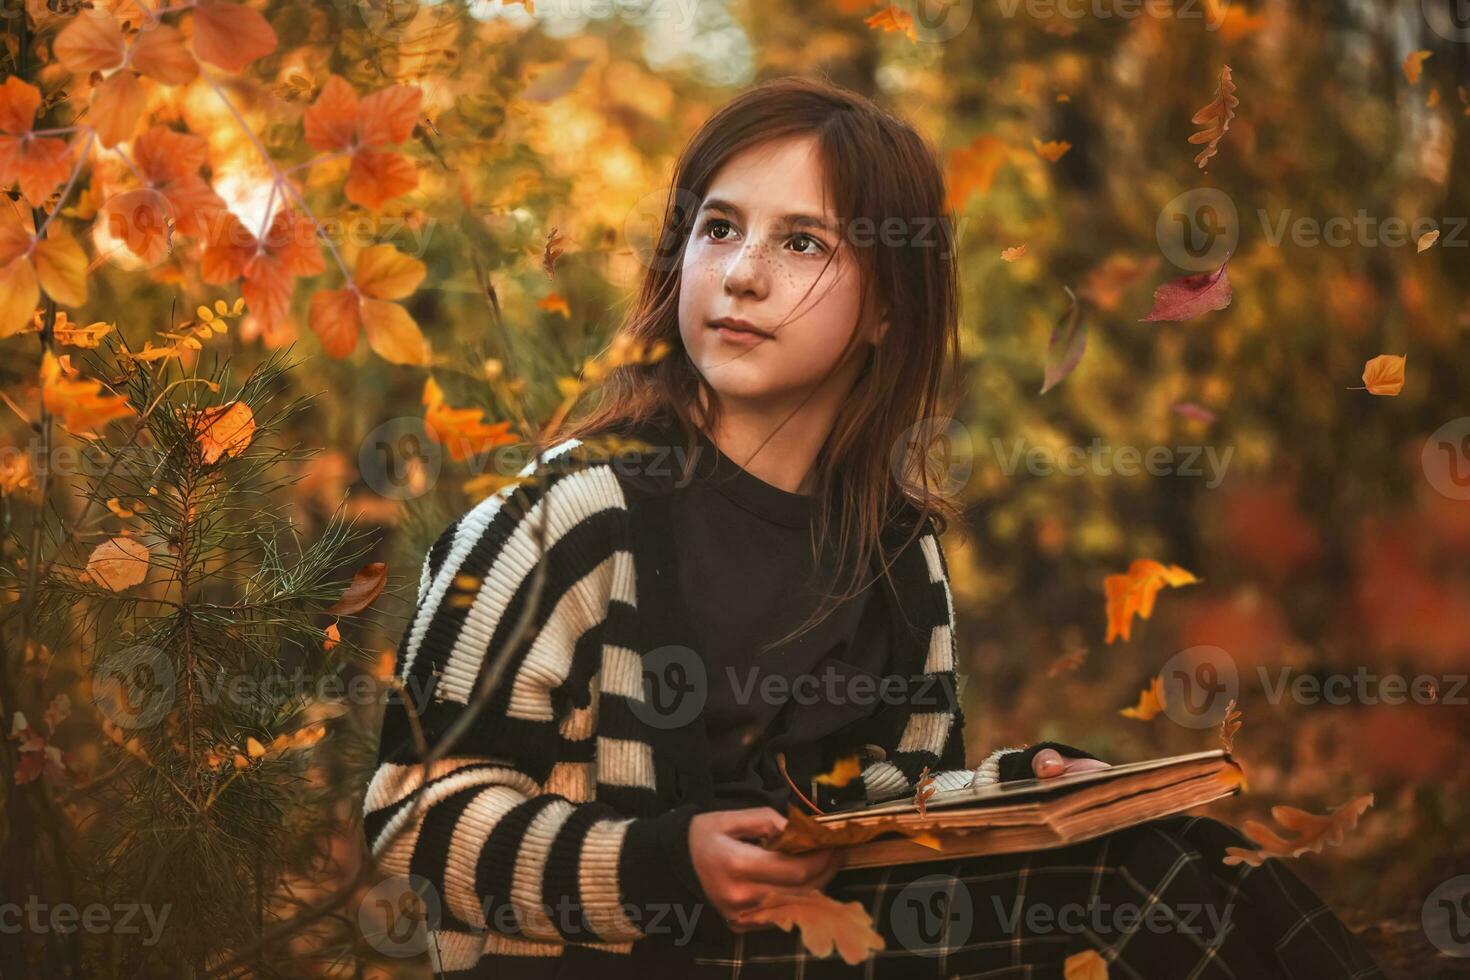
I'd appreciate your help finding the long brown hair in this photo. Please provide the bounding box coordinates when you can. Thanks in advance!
[553,73,964,653]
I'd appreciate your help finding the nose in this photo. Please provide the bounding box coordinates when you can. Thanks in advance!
[722,239,769,301]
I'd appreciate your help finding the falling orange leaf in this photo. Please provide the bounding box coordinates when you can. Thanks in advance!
[1120,676,1167,721]
[194,401,255,464]
[1047,648,1088,678]
[1033,138,1072,162]
[86,536,151,591]
[0,77,74,206]
[730,891,885,965]
[1416,230,1439,253]
[1103,559,1200,643]
[1402,50,1432,85]
[864,5,916,41]
[323,621,341,653]
[914,767,935,817]
[537,293,571,318]
[304,75,421,209]
[1001,244,1028,262]
[1190,66,1239,169]
[1349,354,1406,396]
[1222,795,1374,867]
[422,378,516,462]
[946,135,1008,211]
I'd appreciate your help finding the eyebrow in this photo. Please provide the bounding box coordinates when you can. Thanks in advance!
[698,197,837,237]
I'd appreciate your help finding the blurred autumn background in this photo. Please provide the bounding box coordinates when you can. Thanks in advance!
[1,0,1468,975]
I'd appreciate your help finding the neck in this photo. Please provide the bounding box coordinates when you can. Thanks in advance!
[696,398,840,497]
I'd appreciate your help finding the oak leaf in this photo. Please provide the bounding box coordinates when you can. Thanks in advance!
[0,77,73,206]
[304,75,421,209]
[1222,795,1374,867]
[1103,559,1200,644]
[1189,66,1239,168]
[1120,676,1167,721]
[731,891,884,965]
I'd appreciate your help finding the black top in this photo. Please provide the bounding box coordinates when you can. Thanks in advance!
[668,428,893,810]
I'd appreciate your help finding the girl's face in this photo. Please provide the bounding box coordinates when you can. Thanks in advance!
[677,135,887,413]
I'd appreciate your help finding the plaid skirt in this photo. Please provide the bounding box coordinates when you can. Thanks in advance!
[446,816,1385,980]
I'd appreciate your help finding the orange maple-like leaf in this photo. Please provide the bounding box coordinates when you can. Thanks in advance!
[192,0,279,72]
[1222,795,1374,867]
[202,208,324,340]
[0,77,74,206]
[40,352,132,436]
[1,200,88,338]
[307,243,429,364]
[1033,138,1072,162]
[1120,676,1167,721]
[102,126,227,266]
[1064,949,1110,980]
[1202,0,1267,41]
[304,75,422,210]
[730,891,885,965]
[1349,353,1406,396]
[946,135,1008,212]
[193,400,255,465]
[422,378,516,462]
[1103,559,1200,644]
[537,293,571,318]
[1402,50,1432,86]
[52,9,200,148]
[864,6,916,41]
[1001,244,1028,262]
[1189,66,1239,169]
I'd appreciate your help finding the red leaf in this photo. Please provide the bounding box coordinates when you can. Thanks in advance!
[1140,256,1232,323]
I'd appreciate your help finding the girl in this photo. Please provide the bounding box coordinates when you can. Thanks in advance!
[361,76,1383,979]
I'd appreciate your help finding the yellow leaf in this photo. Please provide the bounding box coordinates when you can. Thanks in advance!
[537,293,571,318]
[731,892,884,965]
[1001,244,1028,262]
[194,401,255,464]
[86,536,151,591]
[1032,138,1072,162]
[355,243,426,300]
[814,755,862,788]
[0,258,39,338]
[32,227,88,307]
[361,298,430,365]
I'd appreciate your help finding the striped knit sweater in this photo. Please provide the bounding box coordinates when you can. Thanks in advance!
[360,422,1023,974]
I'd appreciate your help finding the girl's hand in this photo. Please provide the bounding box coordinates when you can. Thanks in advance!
[1032,747,1111,779]
[689,807,843,932]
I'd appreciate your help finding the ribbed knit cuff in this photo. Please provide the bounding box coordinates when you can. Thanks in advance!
[619,802,725,945]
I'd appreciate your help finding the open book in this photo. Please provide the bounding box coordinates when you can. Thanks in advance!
[765,749,1244,869]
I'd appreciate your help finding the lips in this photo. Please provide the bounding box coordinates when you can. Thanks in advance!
[708,318,773,339]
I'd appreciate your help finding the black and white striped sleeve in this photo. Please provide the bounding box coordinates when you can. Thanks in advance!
[359,460,707,946]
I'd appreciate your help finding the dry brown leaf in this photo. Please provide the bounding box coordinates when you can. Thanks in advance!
[325,562,388,616]
[914,766,935,818]
[1416,230,1439,253]
[731,891,884,965]
[1190,66,1239,168]
[1047,648,1088,678]
[1219,698,1243,752]
[86,537,151,591]
[542,227,564,278]
[1223,795,1374,867]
